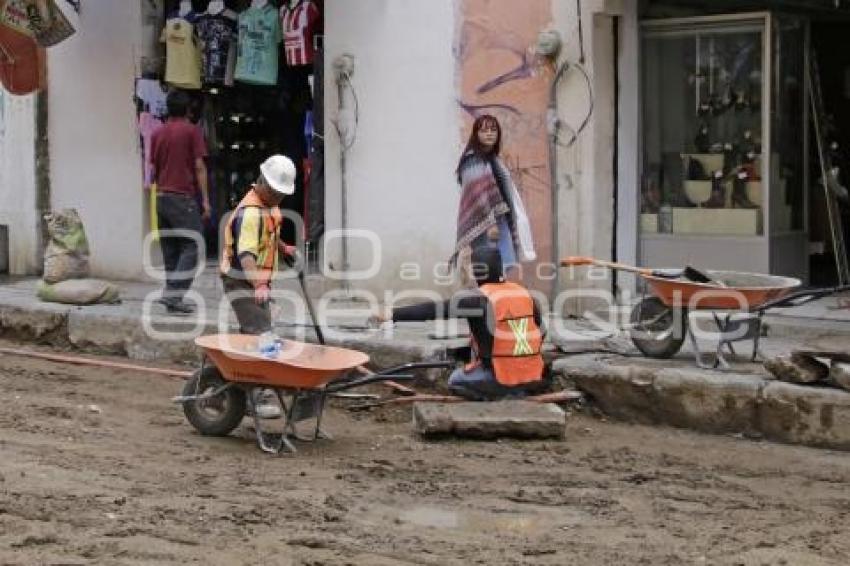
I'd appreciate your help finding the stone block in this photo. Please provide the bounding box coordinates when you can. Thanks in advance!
[652,369,762,434]
[760,381,850,449]
[413,401,566,440]
[831,362,850,392]
[764,353,829,384]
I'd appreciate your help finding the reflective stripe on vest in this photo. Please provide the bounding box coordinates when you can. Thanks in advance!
[219,188,283,284]
[477,281,544,386]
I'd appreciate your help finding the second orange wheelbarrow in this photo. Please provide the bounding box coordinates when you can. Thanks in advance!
[562,257,849,369]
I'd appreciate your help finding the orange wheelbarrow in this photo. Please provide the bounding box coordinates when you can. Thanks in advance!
[174,334,453,454]
[562,257,850,369]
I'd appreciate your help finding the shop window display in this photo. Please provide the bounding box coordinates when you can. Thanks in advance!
[642,21,765,236]
[137,0,324,254]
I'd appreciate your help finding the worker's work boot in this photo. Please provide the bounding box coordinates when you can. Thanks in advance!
[157,296,196,315]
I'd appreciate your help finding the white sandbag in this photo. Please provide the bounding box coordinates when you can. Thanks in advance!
[37,279,121,305]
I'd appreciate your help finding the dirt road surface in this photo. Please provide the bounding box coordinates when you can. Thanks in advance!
[1,346,850,565]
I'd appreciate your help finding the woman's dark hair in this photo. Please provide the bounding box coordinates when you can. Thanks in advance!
[166,90,190,118]
[456,114,502,182]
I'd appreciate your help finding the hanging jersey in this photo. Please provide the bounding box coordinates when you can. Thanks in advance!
[280,0,320,67]
[234,5,281,86]
[195,14,237,85]
[161,18,201,89]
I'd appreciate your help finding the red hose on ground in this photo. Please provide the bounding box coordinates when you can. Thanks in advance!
[0,346,193,379]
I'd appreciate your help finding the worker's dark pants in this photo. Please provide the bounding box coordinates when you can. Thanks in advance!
[221,275,272,335]
[449,365,528,401]
[157,192,202,301]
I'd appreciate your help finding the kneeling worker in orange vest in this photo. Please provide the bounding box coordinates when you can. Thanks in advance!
[219,155,299,335]
[374,246,546,400]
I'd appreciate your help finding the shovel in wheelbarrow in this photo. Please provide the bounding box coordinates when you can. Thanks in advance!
[561,256,719,284]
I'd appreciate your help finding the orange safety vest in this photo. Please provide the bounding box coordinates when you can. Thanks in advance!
[219,189,283,285]
[472,281,544,386]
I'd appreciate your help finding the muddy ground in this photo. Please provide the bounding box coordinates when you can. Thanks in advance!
[1,345,850,565]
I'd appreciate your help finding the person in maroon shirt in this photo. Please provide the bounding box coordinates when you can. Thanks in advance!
[149,90,210,314]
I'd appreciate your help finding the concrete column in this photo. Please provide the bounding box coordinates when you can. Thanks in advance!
[552,0,622,316]
[0,90,40,275]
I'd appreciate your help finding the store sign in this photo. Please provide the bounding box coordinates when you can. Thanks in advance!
[0,0,74,47]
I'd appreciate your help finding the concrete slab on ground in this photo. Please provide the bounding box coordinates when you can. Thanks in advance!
[412,401,566,439]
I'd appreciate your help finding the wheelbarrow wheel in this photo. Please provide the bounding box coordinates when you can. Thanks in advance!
[629,297,687,359]
[182,366,246,437]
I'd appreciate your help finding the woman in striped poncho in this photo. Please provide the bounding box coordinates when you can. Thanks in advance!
[452,115,536,281]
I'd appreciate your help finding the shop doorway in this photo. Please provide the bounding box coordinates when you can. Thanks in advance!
[141,0,324,262]
[809,21,850,286]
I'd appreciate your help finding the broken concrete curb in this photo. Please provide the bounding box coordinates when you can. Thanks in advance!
[0,302,70,345]
[559,360,850,451]
[653,370,761,435]
[759,381,850,449]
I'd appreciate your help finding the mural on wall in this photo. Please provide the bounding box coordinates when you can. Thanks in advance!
[455,0,553,293]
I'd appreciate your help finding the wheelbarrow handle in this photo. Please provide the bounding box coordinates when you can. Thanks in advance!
[325,373,415,393]
[325,361,456,394]
[754,284,850,312]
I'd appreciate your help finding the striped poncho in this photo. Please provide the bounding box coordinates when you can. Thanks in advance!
[452,152,536,266]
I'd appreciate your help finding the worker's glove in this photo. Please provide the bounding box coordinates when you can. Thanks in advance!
[254,283,271,305]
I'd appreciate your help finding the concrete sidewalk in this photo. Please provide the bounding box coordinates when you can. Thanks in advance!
[1,273,850,450]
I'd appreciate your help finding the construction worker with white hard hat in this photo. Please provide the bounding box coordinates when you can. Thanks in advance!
[219,155,299,335]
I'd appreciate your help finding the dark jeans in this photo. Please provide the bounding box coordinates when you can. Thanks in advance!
[157,192,202,301]
[221,275,272,335]
[448,365,519,400]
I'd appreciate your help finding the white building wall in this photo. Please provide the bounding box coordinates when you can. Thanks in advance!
[46,1,146,280]
[0,90,39,274]
[324,0,461,296]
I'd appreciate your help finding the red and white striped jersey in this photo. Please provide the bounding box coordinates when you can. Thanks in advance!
[280,0,320,67]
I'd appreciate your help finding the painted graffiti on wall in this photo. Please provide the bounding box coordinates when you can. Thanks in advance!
[455,0,553,292]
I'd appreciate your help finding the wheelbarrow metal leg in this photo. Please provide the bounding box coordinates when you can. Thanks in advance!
[688,315,722,370]
[249,388,297,455]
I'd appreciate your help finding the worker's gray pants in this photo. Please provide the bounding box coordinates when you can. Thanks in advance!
[221,275,271,335]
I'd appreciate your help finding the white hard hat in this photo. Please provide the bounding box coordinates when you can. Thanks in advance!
[259,155,296,195]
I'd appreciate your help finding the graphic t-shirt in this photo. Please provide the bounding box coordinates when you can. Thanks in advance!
[234,5,281,86]
[195,14,237,85]
[161,18,201,89]
[280,0,320,67]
